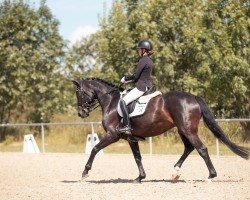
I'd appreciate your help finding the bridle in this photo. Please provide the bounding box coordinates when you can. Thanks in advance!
[77,83,122,115]
[77,87,99,115]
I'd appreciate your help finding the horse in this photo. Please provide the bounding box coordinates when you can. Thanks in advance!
[72,77,249,183]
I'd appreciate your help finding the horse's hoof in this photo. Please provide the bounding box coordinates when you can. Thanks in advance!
[172,166,181,183]
[206,172,217,183]
[80,175,89,182]
[82,173,89,180]
[133,177,142,184]
[206,178,213,183]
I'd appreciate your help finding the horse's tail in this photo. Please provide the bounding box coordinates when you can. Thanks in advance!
[195,96,249,160]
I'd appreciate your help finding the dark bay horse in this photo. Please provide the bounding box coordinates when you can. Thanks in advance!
[72,78,249,183]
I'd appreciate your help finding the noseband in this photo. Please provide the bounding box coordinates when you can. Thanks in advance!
[77,82,122,115]
[77,87,99,115]
[76,79,122,115]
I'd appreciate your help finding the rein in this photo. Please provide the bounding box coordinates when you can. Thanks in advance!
[80,83,123,113]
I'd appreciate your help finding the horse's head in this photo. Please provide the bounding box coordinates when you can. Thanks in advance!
[72,79,97,118]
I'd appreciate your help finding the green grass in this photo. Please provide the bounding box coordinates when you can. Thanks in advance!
[0,113,249,155]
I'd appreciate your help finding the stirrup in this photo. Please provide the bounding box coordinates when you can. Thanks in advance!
[117,125,131,135]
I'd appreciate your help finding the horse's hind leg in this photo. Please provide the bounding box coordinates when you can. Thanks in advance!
[82,132,120,179]
[174,134,194,168]
[184,133,217,181]
[128,141,146,183]
[172,134,194,182]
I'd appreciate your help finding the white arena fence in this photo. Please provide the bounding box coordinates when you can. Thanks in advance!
[0,119,249,156]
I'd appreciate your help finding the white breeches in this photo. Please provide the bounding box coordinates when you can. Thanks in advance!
[122,87,145,105]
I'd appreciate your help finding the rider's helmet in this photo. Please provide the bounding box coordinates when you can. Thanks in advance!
[137,40,153,51]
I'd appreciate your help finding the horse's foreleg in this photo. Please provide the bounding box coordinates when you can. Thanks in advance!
[172,134,194,183]
[82,133,120,179]
[128,141,146,183]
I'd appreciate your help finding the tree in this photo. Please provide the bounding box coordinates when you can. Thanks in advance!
[0,0,68,139]
[97,0,135,82]
[68,0,249,120]
[98,0,249,117]
[201,0,250,135]
[66,35,100,80]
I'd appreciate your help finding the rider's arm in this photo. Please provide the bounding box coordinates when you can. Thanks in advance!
[132,57,147,81]
[120,75,135,83]
[124,58,147,82]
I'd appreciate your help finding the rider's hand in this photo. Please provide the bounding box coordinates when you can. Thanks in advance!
[120,76,126,83]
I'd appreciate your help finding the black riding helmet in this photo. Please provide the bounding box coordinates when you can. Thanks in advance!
[137,40,153,51]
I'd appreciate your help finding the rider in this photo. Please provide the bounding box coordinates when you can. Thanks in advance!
[117,40,154,135]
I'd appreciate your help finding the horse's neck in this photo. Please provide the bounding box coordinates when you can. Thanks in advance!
[92,83,119,112]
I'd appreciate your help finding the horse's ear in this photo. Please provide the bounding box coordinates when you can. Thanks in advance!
[72,80,80,88]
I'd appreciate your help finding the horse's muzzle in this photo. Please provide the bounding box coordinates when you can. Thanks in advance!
[77,106,89,118]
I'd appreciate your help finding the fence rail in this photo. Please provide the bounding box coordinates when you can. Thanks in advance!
[0,119,249,155]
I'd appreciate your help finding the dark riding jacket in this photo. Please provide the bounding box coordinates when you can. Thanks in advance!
[125,55,153,92]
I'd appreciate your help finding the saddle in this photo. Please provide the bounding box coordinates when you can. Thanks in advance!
[117,87,162,118]
[127,86,156,113]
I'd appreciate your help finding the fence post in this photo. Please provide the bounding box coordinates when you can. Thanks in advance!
[216,138,219,158]
[41,124,45,153]
[149,137,153,155]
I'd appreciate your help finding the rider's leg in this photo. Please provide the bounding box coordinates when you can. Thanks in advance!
[118,99,131,134]
[118,87,144,134]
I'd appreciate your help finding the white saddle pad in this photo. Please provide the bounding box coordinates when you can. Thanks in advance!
[117,91,162,117]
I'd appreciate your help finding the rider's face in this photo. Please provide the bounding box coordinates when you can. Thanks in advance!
[137,48,143,57]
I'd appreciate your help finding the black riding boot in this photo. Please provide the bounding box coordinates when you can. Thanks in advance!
[118,100,131,135]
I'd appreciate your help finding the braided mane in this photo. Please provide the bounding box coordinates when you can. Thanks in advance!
[84,77,124,90]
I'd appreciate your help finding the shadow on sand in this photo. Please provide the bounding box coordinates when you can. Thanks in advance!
[61,178,244,184]
[61,178,185,184]
[61,180,80,183]
[87,178,186,184]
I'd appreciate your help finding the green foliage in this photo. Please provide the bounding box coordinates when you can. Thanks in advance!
[0,0,69,139]
[3,135,15,145]
[68,0,249,119]
[1,0,248,142]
